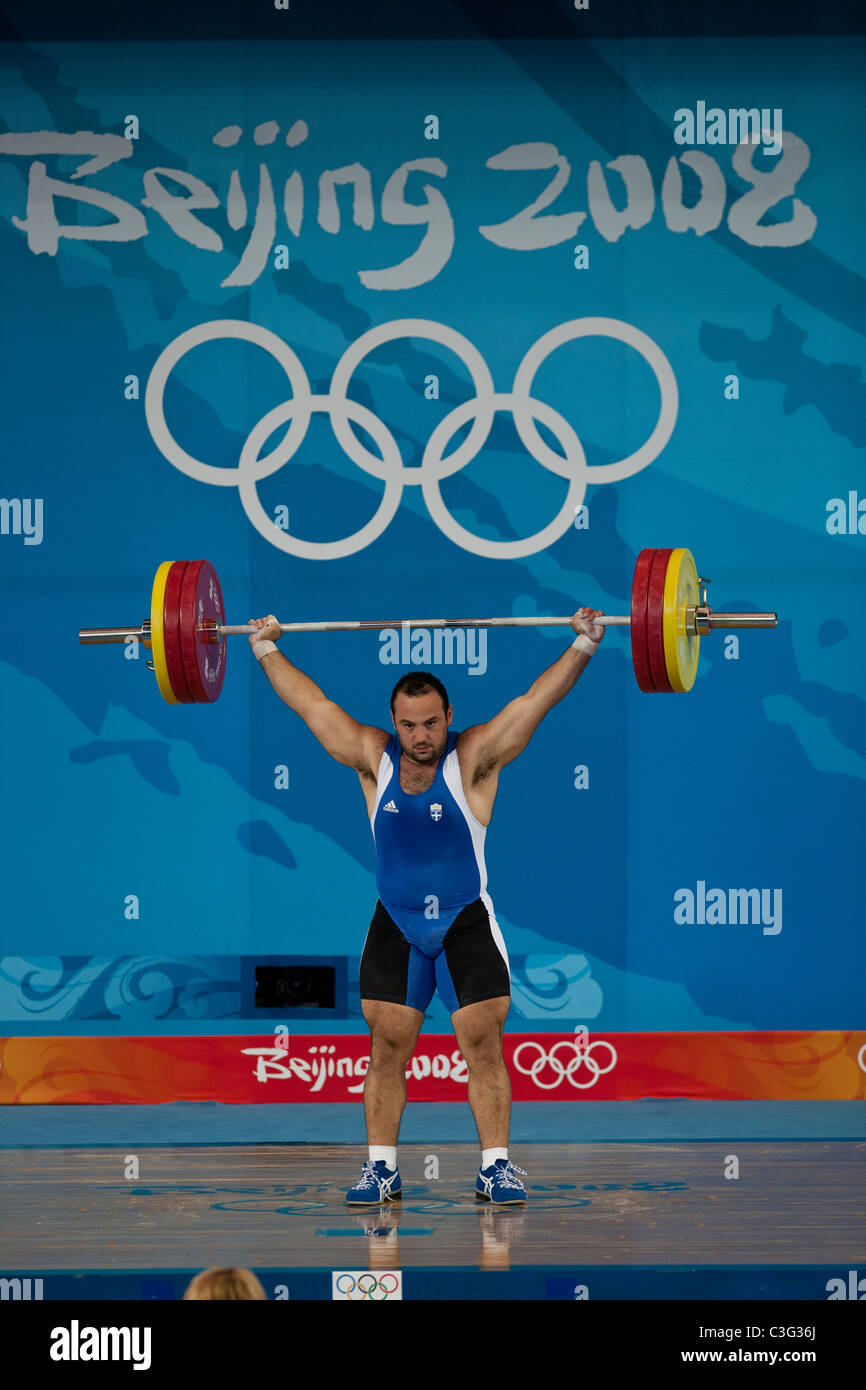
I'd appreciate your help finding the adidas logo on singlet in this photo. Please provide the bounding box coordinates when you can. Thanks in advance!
[382,800,399,813]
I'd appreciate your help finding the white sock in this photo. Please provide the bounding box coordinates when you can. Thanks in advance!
[482,1147,508,1170]
[369,1145,397,1170]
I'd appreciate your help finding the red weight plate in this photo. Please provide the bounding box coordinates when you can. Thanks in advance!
[179,560,227,704]
[163,560,194,704]
[646,548,674,693]
[630,548,657,693]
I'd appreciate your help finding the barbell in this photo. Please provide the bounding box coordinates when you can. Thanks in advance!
[78,550,777,704]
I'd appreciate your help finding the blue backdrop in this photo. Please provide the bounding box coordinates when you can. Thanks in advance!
[1,5,863,1036]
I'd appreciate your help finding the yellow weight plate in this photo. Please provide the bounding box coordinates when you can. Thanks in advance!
[662,547,700,693]
[150,561,181,704]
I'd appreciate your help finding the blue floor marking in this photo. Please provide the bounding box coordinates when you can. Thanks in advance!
[1,1100,863,1147]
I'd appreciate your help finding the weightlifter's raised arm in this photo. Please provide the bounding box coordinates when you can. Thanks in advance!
[247,614,383,774]
[458,607,606,772]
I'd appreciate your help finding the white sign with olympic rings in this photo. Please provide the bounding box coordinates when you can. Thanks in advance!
[145,317,678,560]
[332,1271,402,1300]
[512,1028,618,1090]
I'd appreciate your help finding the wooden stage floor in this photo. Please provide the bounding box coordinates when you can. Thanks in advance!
[3,1140,864,1276]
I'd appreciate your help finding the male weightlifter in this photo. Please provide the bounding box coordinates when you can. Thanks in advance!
[248,607,605,1204]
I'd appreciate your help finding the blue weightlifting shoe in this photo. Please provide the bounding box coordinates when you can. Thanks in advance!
[475,1159,527,1205]
[346,1159,402,1205]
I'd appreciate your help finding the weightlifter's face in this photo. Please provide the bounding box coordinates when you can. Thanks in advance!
[391,692,453,765]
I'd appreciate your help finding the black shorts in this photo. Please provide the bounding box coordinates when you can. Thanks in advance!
[359,897,511,1014]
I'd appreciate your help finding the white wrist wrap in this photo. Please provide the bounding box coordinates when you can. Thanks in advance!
[252,638,278,661]
[572,634,599,656]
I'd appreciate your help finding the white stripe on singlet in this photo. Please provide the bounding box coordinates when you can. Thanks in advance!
[441,746,488,893]
[481,889,511,979]
[369,745,395,841]
[442,749,510,980]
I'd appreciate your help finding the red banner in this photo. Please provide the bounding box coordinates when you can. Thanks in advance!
[1,1030,864,1103]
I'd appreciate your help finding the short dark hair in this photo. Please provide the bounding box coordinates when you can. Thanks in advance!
[390,671,450,715]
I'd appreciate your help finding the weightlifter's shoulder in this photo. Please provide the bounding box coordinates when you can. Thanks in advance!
[455,723,485,756]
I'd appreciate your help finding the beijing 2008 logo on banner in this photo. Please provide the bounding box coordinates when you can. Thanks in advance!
[145,316,678,561]
[332,1271,403,1300]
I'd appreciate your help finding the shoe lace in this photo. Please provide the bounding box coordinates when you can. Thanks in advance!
[497,1161,527,1189]
[355,1160,380,1188]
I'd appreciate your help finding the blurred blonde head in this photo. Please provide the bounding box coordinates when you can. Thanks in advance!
[183,1267,267,1301]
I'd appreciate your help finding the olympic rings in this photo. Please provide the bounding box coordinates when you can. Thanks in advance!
[333,1272,401,1299]
[421,392,589,560]
[511,317,678,485]
[238,395,404,561]
[145,316,678,560]
[329,318,496,481]
[144,319,312,488]
[512,1036,618,1090]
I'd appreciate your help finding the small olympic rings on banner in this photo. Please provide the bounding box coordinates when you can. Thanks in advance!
[333,1272,401,1299]
[512,1034,618,1090]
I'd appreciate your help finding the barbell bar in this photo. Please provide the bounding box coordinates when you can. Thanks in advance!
[78,549,777,703]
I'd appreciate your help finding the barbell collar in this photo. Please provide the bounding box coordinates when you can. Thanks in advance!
[686,608,777,636]
[692,606,778,633]
[708,612,777,628]
[79,621,151,646]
